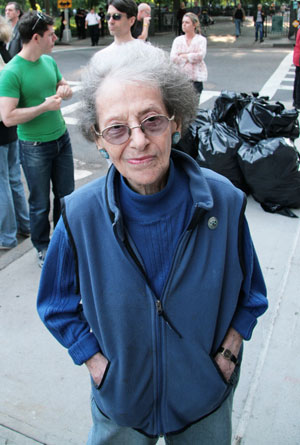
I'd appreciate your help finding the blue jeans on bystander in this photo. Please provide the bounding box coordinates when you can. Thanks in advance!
[255,22,264,41]
[19,130,74,251]
[0,139,30,248]
[235,18,242,36]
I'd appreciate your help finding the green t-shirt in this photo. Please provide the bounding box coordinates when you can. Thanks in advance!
[0,54,66,142]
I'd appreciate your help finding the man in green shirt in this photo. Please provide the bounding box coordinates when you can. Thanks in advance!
[0,11,74,267]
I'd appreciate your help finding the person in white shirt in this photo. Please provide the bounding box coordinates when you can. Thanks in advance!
[92,0,137,63]
[170,12,207,97]
[85,8,101,46]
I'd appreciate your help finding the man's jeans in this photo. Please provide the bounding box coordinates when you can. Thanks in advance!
[255,22,263,40]
[0,140,30,248]
[235,18,242,36]
[19,130,74,251]
[87,389,235,445]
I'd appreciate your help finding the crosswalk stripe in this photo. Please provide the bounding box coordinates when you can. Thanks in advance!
[61,101,82,115]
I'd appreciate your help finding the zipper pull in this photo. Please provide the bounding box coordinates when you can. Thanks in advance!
[156,300,163,315]
[156,300,182,339]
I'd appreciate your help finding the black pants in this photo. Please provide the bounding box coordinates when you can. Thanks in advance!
[88,24,99,46]
[293,66,300,108]
[193,81,203,96]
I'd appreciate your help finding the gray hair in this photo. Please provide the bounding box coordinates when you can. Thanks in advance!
[80,41,198,142]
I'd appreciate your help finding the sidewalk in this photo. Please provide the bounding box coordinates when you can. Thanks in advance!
[53,15,295,52]
[1,16,300,445]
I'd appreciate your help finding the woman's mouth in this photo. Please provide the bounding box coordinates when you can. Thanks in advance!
[127,156,154,165]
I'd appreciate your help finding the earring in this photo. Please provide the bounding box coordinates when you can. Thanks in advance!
[172,132,181,145]
[99,148,110,159]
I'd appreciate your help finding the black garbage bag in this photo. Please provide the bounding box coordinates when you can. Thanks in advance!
[211,90,251,127]
[238,138,300,214]
[262,106,299,140]
[235,102,266,143]
[175,109,214,159]
[213,92,299,143]
[237,101,299,142]
[192,108,214,128]
[175,128,198,159]
[196,121,250,193]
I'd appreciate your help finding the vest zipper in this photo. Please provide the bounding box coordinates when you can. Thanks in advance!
[156,300,182,339]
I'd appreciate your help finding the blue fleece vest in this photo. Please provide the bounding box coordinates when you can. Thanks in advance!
[62,150,256,436]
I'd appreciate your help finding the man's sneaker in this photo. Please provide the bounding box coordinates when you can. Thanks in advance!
[0,244,16,250]
[37,248,47,268]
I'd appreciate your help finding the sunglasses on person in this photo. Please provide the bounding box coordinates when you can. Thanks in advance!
[94,114,175,145]
[106,13,124,21]
[32,11,47,31]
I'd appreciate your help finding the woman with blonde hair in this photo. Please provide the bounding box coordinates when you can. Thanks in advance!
[170,12,207,97]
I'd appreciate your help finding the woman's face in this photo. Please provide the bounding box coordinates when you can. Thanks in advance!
[95,80,180,195]
[182,16,195,34]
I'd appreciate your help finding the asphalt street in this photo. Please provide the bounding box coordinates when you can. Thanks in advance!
[1,16,300,445]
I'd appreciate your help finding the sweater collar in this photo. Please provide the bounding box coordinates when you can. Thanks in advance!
[105,149,214,226]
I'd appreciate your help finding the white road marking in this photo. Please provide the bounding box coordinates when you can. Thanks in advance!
[61,101,82,115]
[64,116,79,125]
[73,158,92,181]
[74,169,92,180]
[259,52,293,99]
[200,89,221,105]
[278,85,293,90]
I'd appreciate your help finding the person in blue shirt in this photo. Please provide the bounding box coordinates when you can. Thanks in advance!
[37,41,268,444]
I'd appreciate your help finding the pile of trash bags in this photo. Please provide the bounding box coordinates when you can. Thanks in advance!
[176,91,300,217]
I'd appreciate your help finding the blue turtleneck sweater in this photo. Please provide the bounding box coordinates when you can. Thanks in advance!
[118,160,193,298]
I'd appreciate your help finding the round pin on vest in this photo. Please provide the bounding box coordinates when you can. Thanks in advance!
[208,216,218,230]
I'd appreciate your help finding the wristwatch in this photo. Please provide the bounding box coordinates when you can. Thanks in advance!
[217,347,238,364]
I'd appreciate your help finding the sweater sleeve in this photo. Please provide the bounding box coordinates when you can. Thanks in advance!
[187,36,207,64]
[231,217,268,340]
[36,217,101,365]
[170,37,184,65]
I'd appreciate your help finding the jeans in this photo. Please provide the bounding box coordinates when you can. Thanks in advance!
[87,389,235,445]
[235,18,242,36]
[293,66,300,108]
[0,139,30,248]
[255,22,263,40]
[19,130,74,251]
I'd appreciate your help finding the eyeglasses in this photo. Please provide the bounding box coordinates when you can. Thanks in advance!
[94,114,175,145]
[32,11,46,31]
[106,13,123,21]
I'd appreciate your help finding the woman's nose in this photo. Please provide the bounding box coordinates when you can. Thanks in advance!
[129,127,148,150]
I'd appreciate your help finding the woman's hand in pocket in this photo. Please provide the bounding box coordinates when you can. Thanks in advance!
[85,352,109,388]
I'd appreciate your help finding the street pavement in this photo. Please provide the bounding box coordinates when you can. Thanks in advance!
[1,16,300,445]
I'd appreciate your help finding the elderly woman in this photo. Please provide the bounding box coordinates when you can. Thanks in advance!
[37,41,267,444]
[170,12,207,97]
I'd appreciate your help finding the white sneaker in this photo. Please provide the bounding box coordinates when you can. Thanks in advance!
[37,248,48,268]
